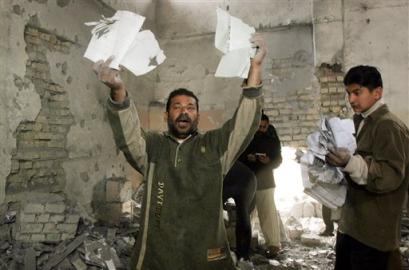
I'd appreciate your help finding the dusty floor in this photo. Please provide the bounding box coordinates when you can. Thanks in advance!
[239,235,335,270]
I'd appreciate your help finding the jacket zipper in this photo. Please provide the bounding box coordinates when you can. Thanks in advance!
[174,143,182,167]
[173,134,193,167]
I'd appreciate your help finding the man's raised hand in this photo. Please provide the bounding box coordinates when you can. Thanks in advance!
[93,56,126,102]
[250,33,267,66]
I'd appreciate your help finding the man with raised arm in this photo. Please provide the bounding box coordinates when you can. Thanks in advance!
[93,34,267,270]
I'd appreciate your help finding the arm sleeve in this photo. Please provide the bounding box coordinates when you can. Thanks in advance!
[266,125,282,169]
[363,120,407,193]
[106,97,148,175]
[343,154,368,185]
[207,86,263,176]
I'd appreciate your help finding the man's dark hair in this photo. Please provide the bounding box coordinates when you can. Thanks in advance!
[165,88,199,112]
[343,65,383,91]
[261,113,269,122]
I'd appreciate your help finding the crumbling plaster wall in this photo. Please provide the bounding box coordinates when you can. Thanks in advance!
[153,0,315,134]
[0,0,154,207]
[343,0,409,125]
[153,0,409,139]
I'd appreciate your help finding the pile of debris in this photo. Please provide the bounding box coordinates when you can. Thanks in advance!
[0,208,138,270]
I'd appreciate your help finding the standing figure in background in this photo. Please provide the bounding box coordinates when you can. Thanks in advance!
[319,205,335,236]
[326,65,409,270]
[223,161,257,261]
[240,113,283,258]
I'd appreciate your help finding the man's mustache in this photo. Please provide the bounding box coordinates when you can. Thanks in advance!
[176,113,192,122]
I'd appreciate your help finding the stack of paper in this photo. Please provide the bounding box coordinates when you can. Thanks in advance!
[300,117,356,209]
[84,10,166,76]
[214,8,256,78]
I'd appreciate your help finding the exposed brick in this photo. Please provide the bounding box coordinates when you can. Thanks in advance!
[65,214,80,224]
[8,26,74,193]
[280,135,292,141]
[43,223,58,233]
[10,160,20,173]
[279,109,291,115]
[20,214,36,223]
[20,223,43,233]
[46,233,61,242]
[31,234,46,242]
[25,203,45,213]
[37,214,50,223]
[293,134,306,140]
[329,87,337,93]
[56,223,78,234]
[61,233,73,241]
[15,233,31,242]
[320,88,329,94]
[21,161,33,169]
[322,101,331,106]
[49,215,65,223]
[45,203,65,213]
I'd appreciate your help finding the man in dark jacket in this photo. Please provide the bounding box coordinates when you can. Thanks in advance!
[93,35,267,270]
[326,65,409,270]
[239,113,282,258]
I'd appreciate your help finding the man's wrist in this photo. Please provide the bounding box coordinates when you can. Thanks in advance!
[110,87,127,103]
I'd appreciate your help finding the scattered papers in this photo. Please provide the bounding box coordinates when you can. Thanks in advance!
[214,8,256,78]
[84,10,165,76]
[300,117,356,209]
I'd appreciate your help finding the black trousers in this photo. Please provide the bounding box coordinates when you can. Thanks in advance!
[223,161,256,260]
[335,232,400,270]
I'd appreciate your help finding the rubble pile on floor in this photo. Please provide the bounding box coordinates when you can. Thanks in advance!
[0,212,138,270]
[1,199,409,269]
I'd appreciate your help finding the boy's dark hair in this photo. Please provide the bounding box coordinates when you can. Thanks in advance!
[261,113,269,122]
[165,88,199,112]
[343,65,383,91]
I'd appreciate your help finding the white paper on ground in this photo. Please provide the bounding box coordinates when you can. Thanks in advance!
[84,10,165,76]
[214,8,256,78]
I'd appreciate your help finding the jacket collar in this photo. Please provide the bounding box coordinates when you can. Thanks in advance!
[365,103,389,122]
[361,99,384,119]
[163,131,199,144]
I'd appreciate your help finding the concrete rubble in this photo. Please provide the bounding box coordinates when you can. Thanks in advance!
[0,201,139,270]
[0,196,409,269]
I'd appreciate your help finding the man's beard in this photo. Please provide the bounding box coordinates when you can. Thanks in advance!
[167,113,198,139]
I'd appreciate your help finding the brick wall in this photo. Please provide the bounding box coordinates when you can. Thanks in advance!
[6,23,81,242]
[14,199,80,242]
[6,25,74,193]
[264,63,350,147]
[317,63,350,119]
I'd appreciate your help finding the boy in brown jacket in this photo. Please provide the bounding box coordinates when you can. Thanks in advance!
[326,65,409,270]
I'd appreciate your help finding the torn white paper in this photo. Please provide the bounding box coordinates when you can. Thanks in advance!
[84,10,165,76]
[214,8,256,78]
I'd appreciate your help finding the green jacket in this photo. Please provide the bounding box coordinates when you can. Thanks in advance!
[107,87,263,270]
[340,104,409,251]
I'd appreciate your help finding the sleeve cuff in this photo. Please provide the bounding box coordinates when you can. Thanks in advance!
[107,91,130,110]
[342,154,368,185]
[241,81,263,98]
[107,96,130,110]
